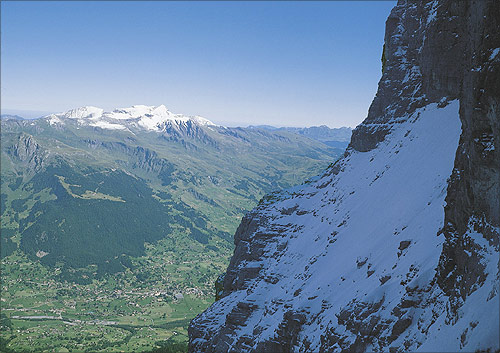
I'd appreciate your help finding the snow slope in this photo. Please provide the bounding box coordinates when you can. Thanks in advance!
[191,101,499,352]
[189,101,499,352]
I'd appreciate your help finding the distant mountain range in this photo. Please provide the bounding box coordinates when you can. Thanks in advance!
[1,105,351,351]
[1,109,352,149]
[0,114,25,120]
[0,103,356,352]
[2,105,348,276]
[248,125,352,149]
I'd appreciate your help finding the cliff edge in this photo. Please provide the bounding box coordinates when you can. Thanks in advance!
[189,1,500,351]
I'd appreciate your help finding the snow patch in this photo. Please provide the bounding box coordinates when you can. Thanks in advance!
[426,1,439,24]
[89,120,128,131]
[62,106,103,120]
[489,48,500,61]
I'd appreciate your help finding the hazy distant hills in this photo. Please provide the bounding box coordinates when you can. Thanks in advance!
[0,114,25,120]
[248,124,352,149]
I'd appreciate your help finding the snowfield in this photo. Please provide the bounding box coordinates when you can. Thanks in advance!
[190,100,500,352]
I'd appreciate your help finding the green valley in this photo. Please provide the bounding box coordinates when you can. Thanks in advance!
[0,107,349,352]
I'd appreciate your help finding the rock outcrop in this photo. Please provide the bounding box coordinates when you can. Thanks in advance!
[189,0,499,351]
[7,134,47,174]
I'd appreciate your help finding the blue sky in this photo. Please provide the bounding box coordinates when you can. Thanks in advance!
[1,1,395,127]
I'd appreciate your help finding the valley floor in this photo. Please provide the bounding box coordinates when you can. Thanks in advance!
[1,237,230,352]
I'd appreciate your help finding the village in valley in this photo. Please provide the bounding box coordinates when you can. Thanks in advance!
[0,238,225,352]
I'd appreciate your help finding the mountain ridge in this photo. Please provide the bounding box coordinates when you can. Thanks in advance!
[44,104,216,132]
[1,112,343,273]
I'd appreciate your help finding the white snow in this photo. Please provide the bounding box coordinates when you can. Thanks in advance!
[42,104,216,131]
[489,48,500,61]
[418,219,499,351]
[426,0,439,25]
[193,100,497,352]
[62,106,103,120]
[89,120,128,131]
[48,115,63,126]
[192,115,216,126]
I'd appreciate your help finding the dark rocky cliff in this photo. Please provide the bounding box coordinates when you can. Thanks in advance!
[436,0,500,318]
[6,134,47,174]
[353,0,500,319]
[189,0,500,351]
[351,1,499,153]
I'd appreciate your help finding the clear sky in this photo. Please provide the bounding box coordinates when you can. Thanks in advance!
[1,1,395,127]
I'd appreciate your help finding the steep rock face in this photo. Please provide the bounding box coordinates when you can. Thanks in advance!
[6,134,47,174]
[83,140,175,177]
[436,0,500,320]
[189,0,499,352]
[159,120,219,150]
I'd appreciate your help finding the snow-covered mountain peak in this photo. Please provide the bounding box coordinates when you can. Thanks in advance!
[44,104,216,131]
[191,115,216,126]
[60,106,104,120]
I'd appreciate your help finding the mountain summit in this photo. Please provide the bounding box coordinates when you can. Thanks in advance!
[46,104,215,131]
[189,0,500,351]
